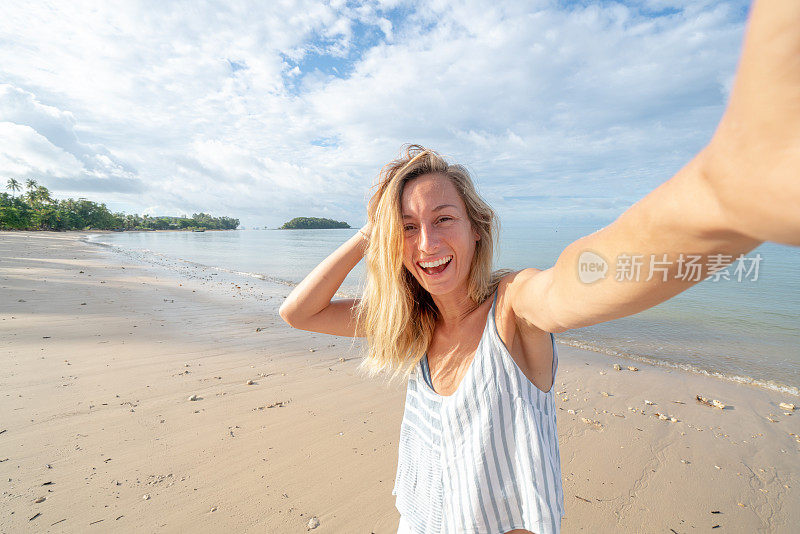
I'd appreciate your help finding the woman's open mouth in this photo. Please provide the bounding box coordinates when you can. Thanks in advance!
[418,255,453,276]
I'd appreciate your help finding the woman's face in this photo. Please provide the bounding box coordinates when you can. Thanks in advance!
[400,173,480,297]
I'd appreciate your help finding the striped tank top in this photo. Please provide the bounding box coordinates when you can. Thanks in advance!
[392,289,565,534]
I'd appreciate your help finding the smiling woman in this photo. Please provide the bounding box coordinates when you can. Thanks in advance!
[278,0,800,532]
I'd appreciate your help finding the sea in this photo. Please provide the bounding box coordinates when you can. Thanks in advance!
[87,224,800,396]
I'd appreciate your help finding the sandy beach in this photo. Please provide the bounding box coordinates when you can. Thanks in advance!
[1,231,797,533]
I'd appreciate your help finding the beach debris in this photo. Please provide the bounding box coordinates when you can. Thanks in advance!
[696,395,726,409]
[188,394,199,401]
[567,409,576,415]
[711,510,721,514]
[339,357,345,362]
[600,392,610,397]
[307,516,320,529]
[627,366,638,371]
[681,459,690,464]
[613,364,622,371]
[575,495,592,503]
[766,415,779,423]
[46,464,52,469]
[644,400,655,405]
[210,506,217,513]
[715,465,721,469]
[255,400,290,410]
[256,327,262,332]
[34,496,46,503]
[29,512,41,521]
[672,400,685,404]
[309,348,316,352]
[581,417,603,430]
[143,494,150,500]
[51,518,67,526]
[779,402,795,411]
[246,379,254,385]
[654,412,678,422]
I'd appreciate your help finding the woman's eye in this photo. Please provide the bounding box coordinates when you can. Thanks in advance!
[438,216,452,223]
[403,225,415,231]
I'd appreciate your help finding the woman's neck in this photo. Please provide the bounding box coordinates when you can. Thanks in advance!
[431,288,482,333]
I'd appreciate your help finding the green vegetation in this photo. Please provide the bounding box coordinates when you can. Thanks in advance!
[279,217,350,229]
[2,179,239,231]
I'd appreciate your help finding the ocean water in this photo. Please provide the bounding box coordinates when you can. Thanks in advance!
[87,225,800,396]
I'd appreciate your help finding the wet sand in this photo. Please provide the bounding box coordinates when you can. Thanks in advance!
[1,231,797,533]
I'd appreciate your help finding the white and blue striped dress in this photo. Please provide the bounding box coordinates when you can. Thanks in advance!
[392,289,565,534]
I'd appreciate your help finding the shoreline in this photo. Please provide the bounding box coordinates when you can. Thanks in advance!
[83,230,800,398]
[1,231,797,532]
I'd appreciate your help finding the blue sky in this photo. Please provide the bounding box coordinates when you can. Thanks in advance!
[0,0,751,228]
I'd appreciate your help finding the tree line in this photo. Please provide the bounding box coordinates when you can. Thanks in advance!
[2,178,239,231]
[279,217,350,229]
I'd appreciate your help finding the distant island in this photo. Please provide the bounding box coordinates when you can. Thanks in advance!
[2,179,239,231]
[279,217,351,230]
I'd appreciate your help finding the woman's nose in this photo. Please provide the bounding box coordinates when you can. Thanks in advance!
[418,224,440,253]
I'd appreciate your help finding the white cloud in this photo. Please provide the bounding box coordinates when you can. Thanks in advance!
[0,0,750,226]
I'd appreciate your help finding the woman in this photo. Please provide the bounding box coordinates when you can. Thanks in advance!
[279,1,799,532]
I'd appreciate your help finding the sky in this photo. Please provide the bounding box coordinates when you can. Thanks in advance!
[0,0,752,229]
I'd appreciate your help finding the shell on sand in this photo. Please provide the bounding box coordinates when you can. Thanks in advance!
[655,412,679,422]
[696,395,726,409]
[779,402,795,411]
[613,364,622,371]
[581,417,603,430]
[307,516,320,529]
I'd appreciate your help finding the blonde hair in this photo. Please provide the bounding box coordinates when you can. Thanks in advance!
[355,145,511,386]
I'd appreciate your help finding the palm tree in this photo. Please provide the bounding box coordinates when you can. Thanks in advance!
[25,179,38,191]
[34,186,53,205]
[6,178,21,197]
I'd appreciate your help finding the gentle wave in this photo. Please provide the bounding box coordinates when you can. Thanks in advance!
[557,338,800,397]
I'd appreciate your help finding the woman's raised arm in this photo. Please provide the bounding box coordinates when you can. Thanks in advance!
[278,224,371,337]
[509,0,799,333]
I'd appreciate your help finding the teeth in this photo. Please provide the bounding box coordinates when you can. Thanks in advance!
[419,256,452,269]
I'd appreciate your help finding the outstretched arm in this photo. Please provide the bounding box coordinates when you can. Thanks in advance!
[511,0,799,333]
